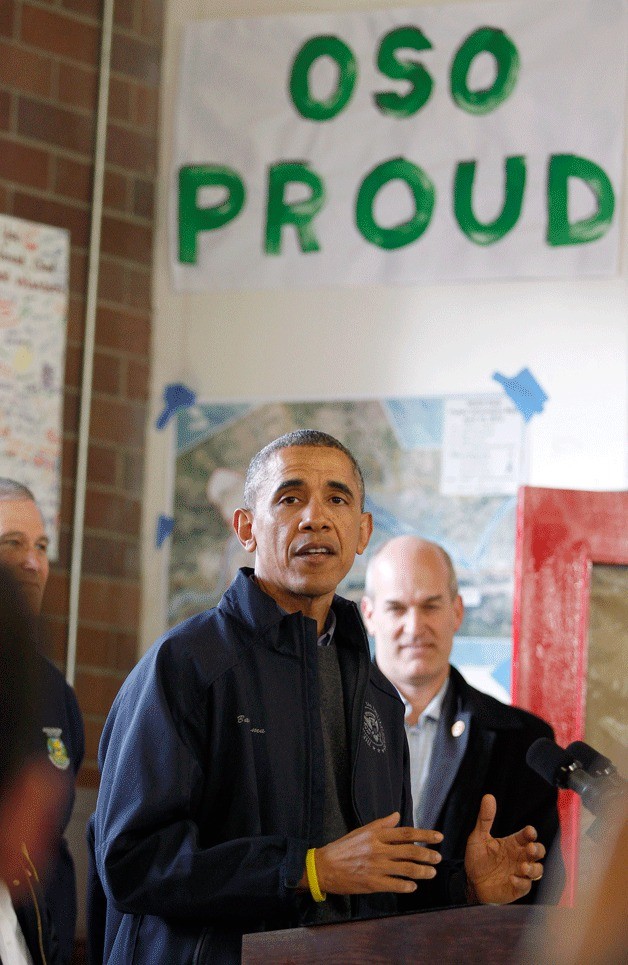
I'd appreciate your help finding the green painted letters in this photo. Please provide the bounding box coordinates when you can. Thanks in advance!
[375,26,434,117]
[289,35,357,121]
[265,163,325,254]
[451,27,519,115]
[455,156,526,244]
[178,165,245,264]
[356,157,435,250]
[547,154,615,246]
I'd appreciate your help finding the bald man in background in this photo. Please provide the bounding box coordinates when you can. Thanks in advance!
[361,536,562,902]
[0,479,85,961]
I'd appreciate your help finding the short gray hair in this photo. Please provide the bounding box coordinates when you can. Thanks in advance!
[243,430,365,510]
[0,479,36,502]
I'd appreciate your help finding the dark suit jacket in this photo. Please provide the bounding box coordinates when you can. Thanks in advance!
[419,666,562,902]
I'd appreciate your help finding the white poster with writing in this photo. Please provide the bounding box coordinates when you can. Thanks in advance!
[440,395,524,496]
[0,214,69,557]
[171,0,627,291]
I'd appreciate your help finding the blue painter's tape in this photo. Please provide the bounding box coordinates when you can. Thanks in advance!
[493,367,548,422]
[156,514,175,548]
[492,656,512,692]
[155,382,197,430]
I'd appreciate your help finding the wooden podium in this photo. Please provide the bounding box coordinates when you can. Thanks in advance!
[242,904,577,964]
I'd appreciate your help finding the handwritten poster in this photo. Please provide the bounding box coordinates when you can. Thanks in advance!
[172,0,627,290]
[0,214,69,558]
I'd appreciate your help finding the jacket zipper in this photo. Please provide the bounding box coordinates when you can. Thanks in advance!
[348,605,370,827]
[22,844,46,965]
[299,611,314,842]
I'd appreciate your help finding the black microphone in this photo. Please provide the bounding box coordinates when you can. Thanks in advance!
[565,740,620,780]
[526,738,626,817]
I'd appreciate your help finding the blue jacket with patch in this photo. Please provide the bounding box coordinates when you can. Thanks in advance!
[92,569,465,964]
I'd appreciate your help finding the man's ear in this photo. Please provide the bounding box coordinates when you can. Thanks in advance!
[360,595,375,636]
[454,594,464,632]
[233,508,257,553]
[0,759,66,895]
[356,512,373,556]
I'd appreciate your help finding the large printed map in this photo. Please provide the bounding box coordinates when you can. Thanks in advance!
[169,396,523,701]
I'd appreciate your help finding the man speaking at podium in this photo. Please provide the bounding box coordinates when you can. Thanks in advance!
[92,432,546,963]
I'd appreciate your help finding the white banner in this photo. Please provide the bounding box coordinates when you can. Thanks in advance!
[171,0,627,291]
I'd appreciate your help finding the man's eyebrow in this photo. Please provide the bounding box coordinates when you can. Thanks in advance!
[383,593,444,606]
[273,478,305,498]
[272,479,356,500]
[0,529,48,543]
[326,480,355,499]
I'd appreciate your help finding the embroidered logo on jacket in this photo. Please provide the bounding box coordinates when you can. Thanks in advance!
[362,702,386,753]
[43,727,70,770]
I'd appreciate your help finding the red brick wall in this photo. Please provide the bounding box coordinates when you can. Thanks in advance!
[0,0,164,787]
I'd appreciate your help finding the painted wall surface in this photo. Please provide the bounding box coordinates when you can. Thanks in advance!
[143,0,628,650]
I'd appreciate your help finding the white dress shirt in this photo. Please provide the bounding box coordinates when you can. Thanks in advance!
[0,881,33,965]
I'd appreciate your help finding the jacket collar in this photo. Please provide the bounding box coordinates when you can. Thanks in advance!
[218,567,368,655]
[449,665,525,730]
[219,567,285,634]
[419,680,472,829]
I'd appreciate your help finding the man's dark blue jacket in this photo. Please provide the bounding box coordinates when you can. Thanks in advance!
[92,569,465,964]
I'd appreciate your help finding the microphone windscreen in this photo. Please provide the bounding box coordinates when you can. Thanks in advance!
[566,740,614,775]
[526,737,574,787]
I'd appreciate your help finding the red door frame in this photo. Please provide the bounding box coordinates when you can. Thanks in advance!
[512,486,628,904]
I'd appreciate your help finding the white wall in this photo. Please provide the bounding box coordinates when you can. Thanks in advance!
[141,0,628,650]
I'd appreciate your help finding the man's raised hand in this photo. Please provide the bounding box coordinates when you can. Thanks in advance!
[464,794,546,904]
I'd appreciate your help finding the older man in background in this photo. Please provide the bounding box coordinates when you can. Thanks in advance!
[0,479,85,962]
[361,535,561,901]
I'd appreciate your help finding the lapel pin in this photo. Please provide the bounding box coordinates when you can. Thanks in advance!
[451,720,465,737]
